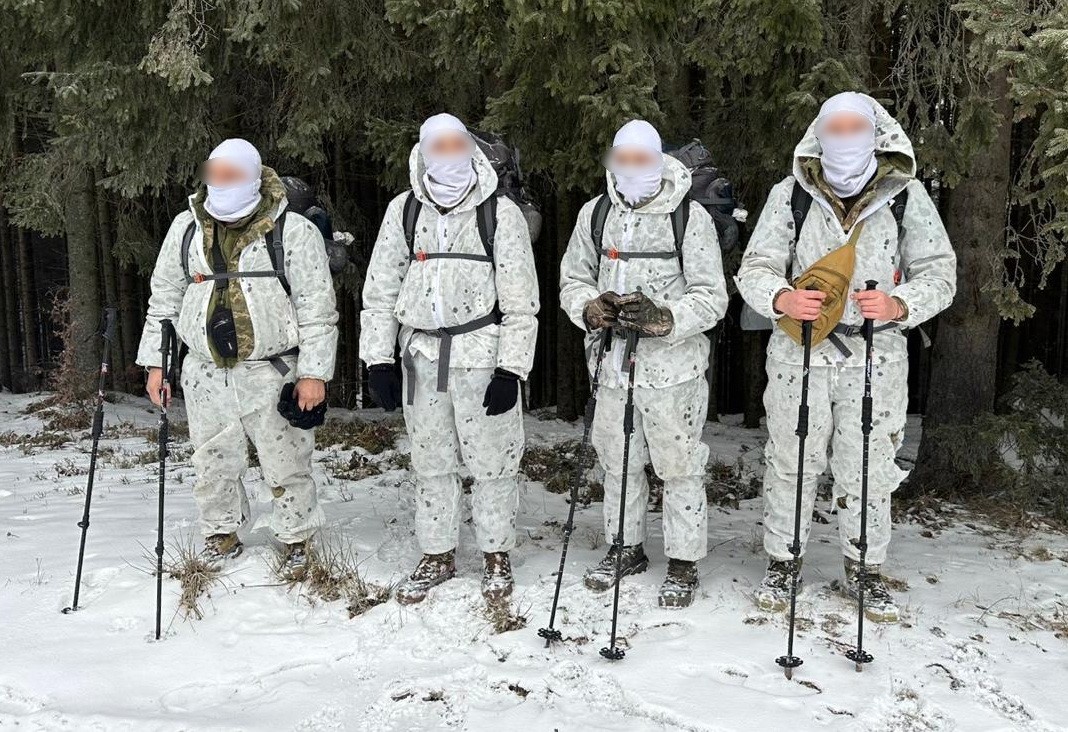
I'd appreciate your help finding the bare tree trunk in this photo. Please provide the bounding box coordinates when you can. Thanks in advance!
[94,171,127,390]
[909,71,1012,493]
[0,209,13,390]
[64,167,103,376]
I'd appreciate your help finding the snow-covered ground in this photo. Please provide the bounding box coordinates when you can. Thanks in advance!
[1,391,1066,731]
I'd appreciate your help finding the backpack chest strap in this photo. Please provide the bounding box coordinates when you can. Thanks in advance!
[409,251,494,264]
[598,248,679,262]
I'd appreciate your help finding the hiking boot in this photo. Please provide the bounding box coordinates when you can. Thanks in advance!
[395,551,456,606]
[658,559,699,609]
[280,541,310,581]
[583,543,649,592]
[755,558,802,613]
[481,551,514,602]
[200,533,243,565]
[842,557,900,624]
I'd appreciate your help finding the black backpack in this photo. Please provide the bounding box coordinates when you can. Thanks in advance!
[179,177,349,297]
[589,139,743,269]
[401,129,542,269]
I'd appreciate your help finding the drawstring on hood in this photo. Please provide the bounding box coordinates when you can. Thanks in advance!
[419,113,477,209]
[204,138,263,223]
[608,120,665,207]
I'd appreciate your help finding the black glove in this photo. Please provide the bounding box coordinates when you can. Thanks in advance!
[367,363,402,412]
[277,382,327,430]
[483,368,521,416]
[616,291,674,337]
[582,291,623,331]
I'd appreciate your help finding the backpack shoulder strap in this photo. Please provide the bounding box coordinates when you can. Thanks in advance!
[790,180,813,245]
[670,200,690,269]
[402,191,422,260]
[180,220,196,283]
[891,187,909,239]
[265,210,291,297]
[590,194,611,252]
[475,194,498,263]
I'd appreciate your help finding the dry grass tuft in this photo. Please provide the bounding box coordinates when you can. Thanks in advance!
[276,535,393,618]
[162,537,224,620]
[480,598,529,634]
[315,418,400,454]
[704,458,761,508]
[520,440,594,495]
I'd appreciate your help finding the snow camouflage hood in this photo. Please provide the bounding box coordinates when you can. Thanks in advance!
[605,154,692,214]
[793,94,916,226]
[408,141,499,213]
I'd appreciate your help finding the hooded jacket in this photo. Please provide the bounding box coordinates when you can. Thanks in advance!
[360,144,540,377]
[736,94,957,367]
[136,168,339,381]
[559,155,729,389]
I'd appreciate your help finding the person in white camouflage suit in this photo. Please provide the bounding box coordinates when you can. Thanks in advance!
[737,92,957,622]
[559,120,728,608]
[360,113,539,605]
[139,139,339,579]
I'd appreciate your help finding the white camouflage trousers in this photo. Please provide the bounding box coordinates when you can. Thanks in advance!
[403,352,523,555]
[762,354,909,565]
[181,355,324,544]
[591,376,710,562]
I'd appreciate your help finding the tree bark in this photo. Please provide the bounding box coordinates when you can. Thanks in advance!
[0,210,13,390]
[909,71,1012,493]
[64,166,103,377]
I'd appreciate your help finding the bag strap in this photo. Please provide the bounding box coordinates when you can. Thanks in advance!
[475,195,497,261]
[790,181,813,246]
[891,187,909,240]
[589,194,611,252]
[670,200,690,269]
[402,191,423,261]
[264,211,290,296]
[181,221,196,283]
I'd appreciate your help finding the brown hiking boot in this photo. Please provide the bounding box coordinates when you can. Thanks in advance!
[583,543,649,592]
[842,557,900,624]
[481,552,514,602]
[658,558,699,608]
[755,558,802,613]
[200,533,243,565]
[396,551,456,605]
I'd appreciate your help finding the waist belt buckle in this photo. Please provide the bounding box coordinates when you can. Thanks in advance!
[842,325,861,338]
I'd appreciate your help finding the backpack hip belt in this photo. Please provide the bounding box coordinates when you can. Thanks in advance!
[402,309,503,406]
[827,323,898,359]
[247,346,300,376]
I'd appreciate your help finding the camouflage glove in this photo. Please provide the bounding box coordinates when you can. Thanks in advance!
[616,291,674,337]
[582,291,623,331]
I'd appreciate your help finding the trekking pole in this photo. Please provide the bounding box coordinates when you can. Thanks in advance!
[776,299,814,680]
[539,328,612,646]
[846,280,878,672]
[62,307,118,614]
[600,328,639,662]
[154,319,177,641]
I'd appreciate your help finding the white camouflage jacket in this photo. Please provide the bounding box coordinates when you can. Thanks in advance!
[736,95,957,367]
[136,191,339,381]
[360,145,540,378]
[559,156,729,389]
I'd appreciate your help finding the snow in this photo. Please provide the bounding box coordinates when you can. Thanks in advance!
[1,392,1066,731]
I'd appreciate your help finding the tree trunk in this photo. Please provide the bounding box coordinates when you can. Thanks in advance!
[909,71,1012,493]
[1,217,20,391]
[555,190,587,421]
[16,227,40,388]
[64,167,103,377]
[0,210,13,390]
[94,171,127,391]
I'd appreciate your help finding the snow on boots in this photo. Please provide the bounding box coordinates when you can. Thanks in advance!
[658,559,699,608]
[584,543,649,592]
[755,558,803,613]
[396,551,457,606]
[201,533,243,565]
[842,557,900,624]
[481,551,514,602]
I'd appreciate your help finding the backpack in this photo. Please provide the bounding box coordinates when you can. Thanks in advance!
[589,139,744,270]
[179,177,349,297]
[400,129,541,270]
[738,180,909,331]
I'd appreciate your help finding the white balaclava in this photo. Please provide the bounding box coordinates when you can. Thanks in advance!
[609,119,664,206]
[204,138,263,223]
[815,92,879,199]
[419,113,477,209]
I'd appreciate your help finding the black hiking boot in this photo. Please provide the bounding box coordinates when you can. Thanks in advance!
[481,551,514,602]
[658,558,699,608]
[395,551,456,606]
[583,543,649,592]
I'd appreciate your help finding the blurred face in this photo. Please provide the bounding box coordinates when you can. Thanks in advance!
[424,131,473,159]
[817,111,874,139]
[202,158,256,188]
[607,145,661,171]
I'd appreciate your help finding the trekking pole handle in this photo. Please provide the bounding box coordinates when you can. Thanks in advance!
[864,280,878,292]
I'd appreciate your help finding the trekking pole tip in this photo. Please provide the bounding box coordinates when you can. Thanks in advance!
[599,646,625,661]
[61,605,75,614]
[538,627,562,645]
